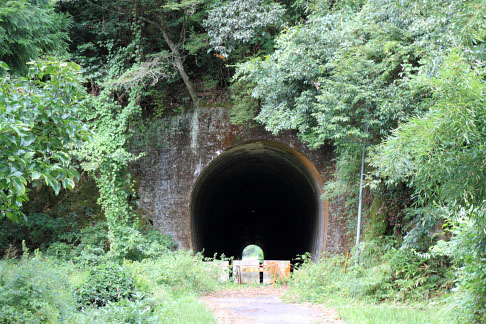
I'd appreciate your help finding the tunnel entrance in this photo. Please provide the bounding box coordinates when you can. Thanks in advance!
[191,142,324,260]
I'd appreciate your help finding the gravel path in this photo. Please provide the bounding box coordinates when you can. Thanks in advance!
[200,287,346,324]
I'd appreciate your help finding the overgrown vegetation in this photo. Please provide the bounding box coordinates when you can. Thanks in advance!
[0,60,89,222]
[0,0,70,74]
[290,240,452,302]
[0,249,223,324]
[287,240,453,323]
[1,0,486,323]
[230,1,486,322]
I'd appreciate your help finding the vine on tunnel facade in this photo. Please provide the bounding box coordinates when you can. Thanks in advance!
[71,0,205,256]
[78,82,142,257]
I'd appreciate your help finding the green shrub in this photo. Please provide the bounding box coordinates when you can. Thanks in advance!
[289,247,393,302]
[74,262,136,308]
[75,221,109,252]
[353,237,397,267]
[139,227,177,257]
[288,240,452,303]
[0,257,77,324]
[0,254,218,324]
[383,249,452,300]
[42,221,109,263]
[73,246,108,268]
[0,216,109,260]
[103,225,176,261]
[126,250,223,295]
[2,212,176,263]
[435,213,486,324]
[288,254,347,302]
[0,213,78,257]
[74,294,161,324]
[343,263,391,300]
[45,241,75,260]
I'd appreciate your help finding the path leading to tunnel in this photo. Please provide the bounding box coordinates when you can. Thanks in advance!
[200,287,345,324]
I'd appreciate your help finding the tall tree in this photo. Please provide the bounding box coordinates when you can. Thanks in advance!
[57,0,216,107]
[0,0,70,74]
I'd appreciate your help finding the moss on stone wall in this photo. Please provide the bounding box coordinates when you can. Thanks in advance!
[366,194,387,240]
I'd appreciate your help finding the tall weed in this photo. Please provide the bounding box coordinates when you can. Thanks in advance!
[126,250,224,295]
[0,250,219,324]
[288,239,452,303]
[0,257,77,324]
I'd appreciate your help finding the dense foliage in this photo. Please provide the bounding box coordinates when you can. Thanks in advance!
[75,262,136,308]
[372,52,486,323]
[0,0,70,74]
[288,242,453,324]
[0,257,75,323]
[1,0,486,323]
[231,0,485,204]
[0,250,223,324]
[297,239,450,299]
[204,0,286,58]
[228,1,486,322]
[234,1,430,147]
[372,53,486,208]
[0,61,89,222]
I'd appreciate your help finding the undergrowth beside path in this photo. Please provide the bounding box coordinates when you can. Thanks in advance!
[285,287,451,324]
[305,297,451,324]
[284,239,455,324]
[0,250,222,324]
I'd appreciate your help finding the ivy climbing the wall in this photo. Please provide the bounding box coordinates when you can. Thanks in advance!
[77,75,149,258]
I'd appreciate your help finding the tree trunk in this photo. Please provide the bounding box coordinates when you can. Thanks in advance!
[143,17,199,108]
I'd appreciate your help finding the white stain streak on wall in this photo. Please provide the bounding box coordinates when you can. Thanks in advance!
[191,108,199,153]
[194,157,202,177]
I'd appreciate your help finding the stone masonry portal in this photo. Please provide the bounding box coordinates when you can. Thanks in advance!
[131,107,351,258]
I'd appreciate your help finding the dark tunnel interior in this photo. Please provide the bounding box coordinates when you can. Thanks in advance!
[191,142,322,261]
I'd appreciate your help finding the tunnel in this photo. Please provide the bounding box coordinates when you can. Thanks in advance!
[191,141,325,261]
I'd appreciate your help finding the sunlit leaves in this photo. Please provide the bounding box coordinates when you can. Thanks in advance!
[204,0,286,57]
[233,0,486,154]
[372,52,486,206]
[234,0,445,150]
[0,61,89,221]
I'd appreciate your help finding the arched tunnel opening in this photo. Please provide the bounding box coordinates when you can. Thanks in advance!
[191,142,325,261]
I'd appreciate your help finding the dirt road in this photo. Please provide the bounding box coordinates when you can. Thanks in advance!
[200,287,345,324]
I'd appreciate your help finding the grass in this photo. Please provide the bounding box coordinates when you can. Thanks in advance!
[0,247,454,324]
[284,248,456,324]
[284,291,452,324]
[158,293,216,324]
[0,252,222,324]
[334,299,452,324]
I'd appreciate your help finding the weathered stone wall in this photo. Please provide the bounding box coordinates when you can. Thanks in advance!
[131,107,351,254]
